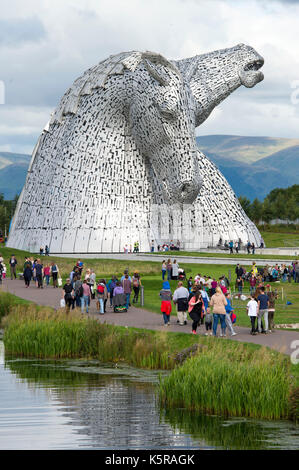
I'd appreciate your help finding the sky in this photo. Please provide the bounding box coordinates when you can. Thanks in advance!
[0,0,299,154]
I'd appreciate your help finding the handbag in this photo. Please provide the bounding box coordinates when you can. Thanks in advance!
[60,298,66,308]
[58,277,62,287]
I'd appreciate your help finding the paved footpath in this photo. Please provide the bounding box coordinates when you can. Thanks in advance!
[2,279,298,357]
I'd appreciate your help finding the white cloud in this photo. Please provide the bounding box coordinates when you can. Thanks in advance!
[0,0,299,154]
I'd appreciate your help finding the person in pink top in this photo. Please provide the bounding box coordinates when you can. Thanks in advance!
[43,264,51,286]
[81,279,91,314]
[210,279,218,296]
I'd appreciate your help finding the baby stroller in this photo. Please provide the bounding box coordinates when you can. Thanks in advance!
[113,293,127,313]
[178,269,186,281]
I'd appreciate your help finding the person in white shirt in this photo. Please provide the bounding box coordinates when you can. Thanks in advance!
[173,282,189,326]
[172,260,179,280]
[247,295,258,335]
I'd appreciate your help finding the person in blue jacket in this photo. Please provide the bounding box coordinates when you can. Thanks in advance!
[224,292,237,336]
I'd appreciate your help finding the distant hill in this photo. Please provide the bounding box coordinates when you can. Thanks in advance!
[0,136,298,200]
[0,152,31,199]
[197,135,299,163]
[196,135,299,200]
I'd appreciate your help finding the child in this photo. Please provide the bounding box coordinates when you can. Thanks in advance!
[204,307,213,336]
[247,294,258,335]
[224,292,237,336]
[2,263,6,279]
[159,281,172,326]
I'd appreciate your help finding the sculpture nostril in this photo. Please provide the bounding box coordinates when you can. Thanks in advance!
[181,184,187,193]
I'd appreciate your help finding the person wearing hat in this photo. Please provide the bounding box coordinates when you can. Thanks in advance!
[159,281,172,326]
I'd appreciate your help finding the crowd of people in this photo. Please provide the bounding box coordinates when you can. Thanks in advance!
[235,261,299,287]
[158,257,295,336]
[60,263,142,315]
[219,238,264,254]
[1,250,297,338]
[159,272,238,337]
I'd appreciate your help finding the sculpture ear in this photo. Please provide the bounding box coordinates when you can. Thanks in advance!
[142,51,181,86]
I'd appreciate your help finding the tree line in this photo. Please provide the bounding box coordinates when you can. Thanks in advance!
[238,185,299,225]
[0,194,18,238]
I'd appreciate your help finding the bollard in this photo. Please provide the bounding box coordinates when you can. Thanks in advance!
[140,285,144,306]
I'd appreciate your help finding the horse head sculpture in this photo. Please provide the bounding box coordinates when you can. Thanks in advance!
[7,45,265,252]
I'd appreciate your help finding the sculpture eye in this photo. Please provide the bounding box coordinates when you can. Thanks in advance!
[160,108,177,121]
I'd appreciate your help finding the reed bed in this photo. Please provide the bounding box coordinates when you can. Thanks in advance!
[2,305,175,369]
[159,341,292,420]
[0,290,30,323]
[2,300,298,421]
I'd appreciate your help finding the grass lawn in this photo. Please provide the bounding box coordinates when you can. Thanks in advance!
[260,231,299,248]
[145,251,299,261]
[0,246,298,328]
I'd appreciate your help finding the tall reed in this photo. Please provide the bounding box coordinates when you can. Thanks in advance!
[3,305,175,369]
[159,341,292,420]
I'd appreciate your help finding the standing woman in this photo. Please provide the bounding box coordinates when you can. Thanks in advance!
[236,276,244,297]
[188,290,205,335]
[172,260,179,280]
[34,259,44,289]
[62,278,74,312]
[132,271,142,303]
[210,278,218,297]
[44,264,51,286]
[159,281,172,326]
[161,260,167,281]
[166,259,172,281]
[51,262,59,288]
[23,258,33,288]
[210,286,227,337]
[81,279,91,314]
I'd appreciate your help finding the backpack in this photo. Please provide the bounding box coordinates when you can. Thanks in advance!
[133,277,139,288]
[230,312,237,324]
[77,285,83,297]
[97,284,105,294]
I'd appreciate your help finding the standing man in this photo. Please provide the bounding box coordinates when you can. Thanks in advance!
[122,273,132,310]
[235,264,243,280]
[34,259,44,289]
[173,281,189,326]
[9,254,18,280]
[257,286,269,334]
[266,285,277,333]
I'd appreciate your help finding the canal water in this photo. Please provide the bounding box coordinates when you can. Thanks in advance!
[0,341,298,450]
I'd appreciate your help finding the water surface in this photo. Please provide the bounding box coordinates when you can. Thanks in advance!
[0,341,298,450]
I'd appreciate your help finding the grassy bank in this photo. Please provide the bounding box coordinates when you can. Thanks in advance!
[0,291,31,323]
[159,341,296,421]
[1,300,298,421]
[260,231,299,248]
[2,304,199,369]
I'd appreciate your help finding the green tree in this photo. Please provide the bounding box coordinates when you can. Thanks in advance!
[250,198,263,224]
[238,196,252,219]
